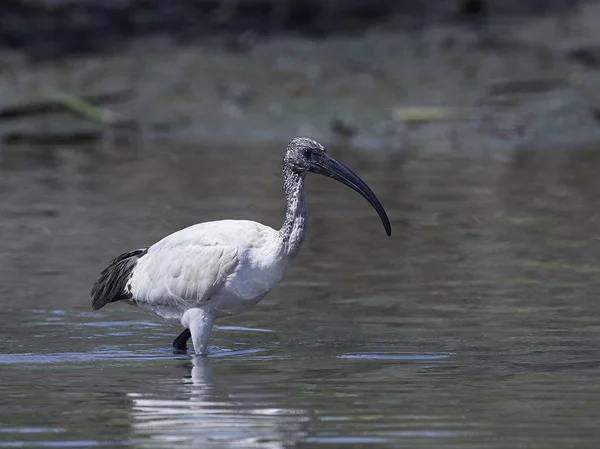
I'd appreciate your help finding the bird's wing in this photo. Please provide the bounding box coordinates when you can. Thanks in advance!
[130,240,239,308]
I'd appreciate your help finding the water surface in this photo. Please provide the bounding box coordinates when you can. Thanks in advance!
[1,142,599,448]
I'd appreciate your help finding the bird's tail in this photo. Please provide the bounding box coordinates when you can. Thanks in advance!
[91,248,148,310]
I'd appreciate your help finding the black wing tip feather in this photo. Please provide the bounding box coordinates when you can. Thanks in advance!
[91,248,148,310]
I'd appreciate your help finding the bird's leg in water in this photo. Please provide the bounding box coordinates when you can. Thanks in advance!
[181,307,216,355]
[173,328,191,353]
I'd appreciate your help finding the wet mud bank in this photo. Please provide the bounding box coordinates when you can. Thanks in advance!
[0,0,599,153]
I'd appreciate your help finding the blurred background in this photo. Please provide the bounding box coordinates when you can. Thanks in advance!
[2,2,600,449]
[0,0,599,148]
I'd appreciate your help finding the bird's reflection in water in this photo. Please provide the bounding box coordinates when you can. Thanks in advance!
[128,355,311,448]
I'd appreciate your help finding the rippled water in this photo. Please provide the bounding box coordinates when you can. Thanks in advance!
[1,142,600,448]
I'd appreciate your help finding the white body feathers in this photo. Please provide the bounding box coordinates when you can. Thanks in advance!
[130,220,290,324]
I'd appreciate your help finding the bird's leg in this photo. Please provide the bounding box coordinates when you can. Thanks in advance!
[181,307,216,356]
[173,328,191,353]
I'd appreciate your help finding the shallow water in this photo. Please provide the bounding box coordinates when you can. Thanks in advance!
[1,142,600,448]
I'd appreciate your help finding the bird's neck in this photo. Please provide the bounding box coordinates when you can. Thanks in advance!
[279,166,308,258]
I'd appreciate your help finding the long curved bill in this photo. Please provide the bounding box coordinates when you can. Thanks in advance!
[311,155,392,236]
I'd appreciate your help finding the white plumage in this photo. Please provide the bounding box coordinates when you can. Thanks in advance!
[91,138,391,354]
[134,223,283,312]
[129,221,287,353]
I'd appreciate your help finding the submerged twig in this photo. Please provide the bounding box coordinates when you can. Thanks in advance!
[47,89,135,126]
[0,88,134,121]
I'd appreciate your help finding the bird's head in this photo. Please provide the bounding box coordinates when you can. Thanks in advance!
[284,137,391,236]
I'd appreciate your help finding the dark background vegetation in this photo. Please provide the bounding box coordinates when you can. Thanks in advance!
[0,0,584,60]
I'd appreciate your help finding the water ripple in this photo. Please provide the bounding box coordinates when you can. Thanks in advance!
[337,352,455,360]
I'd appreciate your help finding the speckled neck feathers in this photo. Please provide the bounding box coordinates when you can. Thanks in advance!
[279,165,307,258]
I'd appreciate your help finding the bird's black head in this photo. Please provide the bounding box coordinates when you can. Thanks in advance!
[284,137,327,172]
[283,137,391,236]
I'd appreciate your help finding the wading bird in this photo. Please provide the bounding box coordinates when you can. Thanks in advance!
[91,137,391,354]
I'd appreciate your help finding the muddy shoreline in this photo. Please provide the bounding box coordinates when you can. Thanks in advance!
[0,1,599,153]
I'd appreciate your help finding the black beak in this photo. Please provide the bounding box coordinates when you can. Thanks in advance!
[311,155,391,236]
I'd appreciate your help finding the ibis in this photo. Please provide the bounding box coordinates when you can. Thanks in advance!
[91,137,391,354]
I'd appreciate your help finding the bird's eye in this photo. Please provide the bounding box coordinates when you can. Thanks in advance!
[302,148,312,159]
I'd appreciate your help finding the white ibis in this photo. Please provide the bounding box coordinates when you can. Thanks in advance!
[91,137,391,355]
